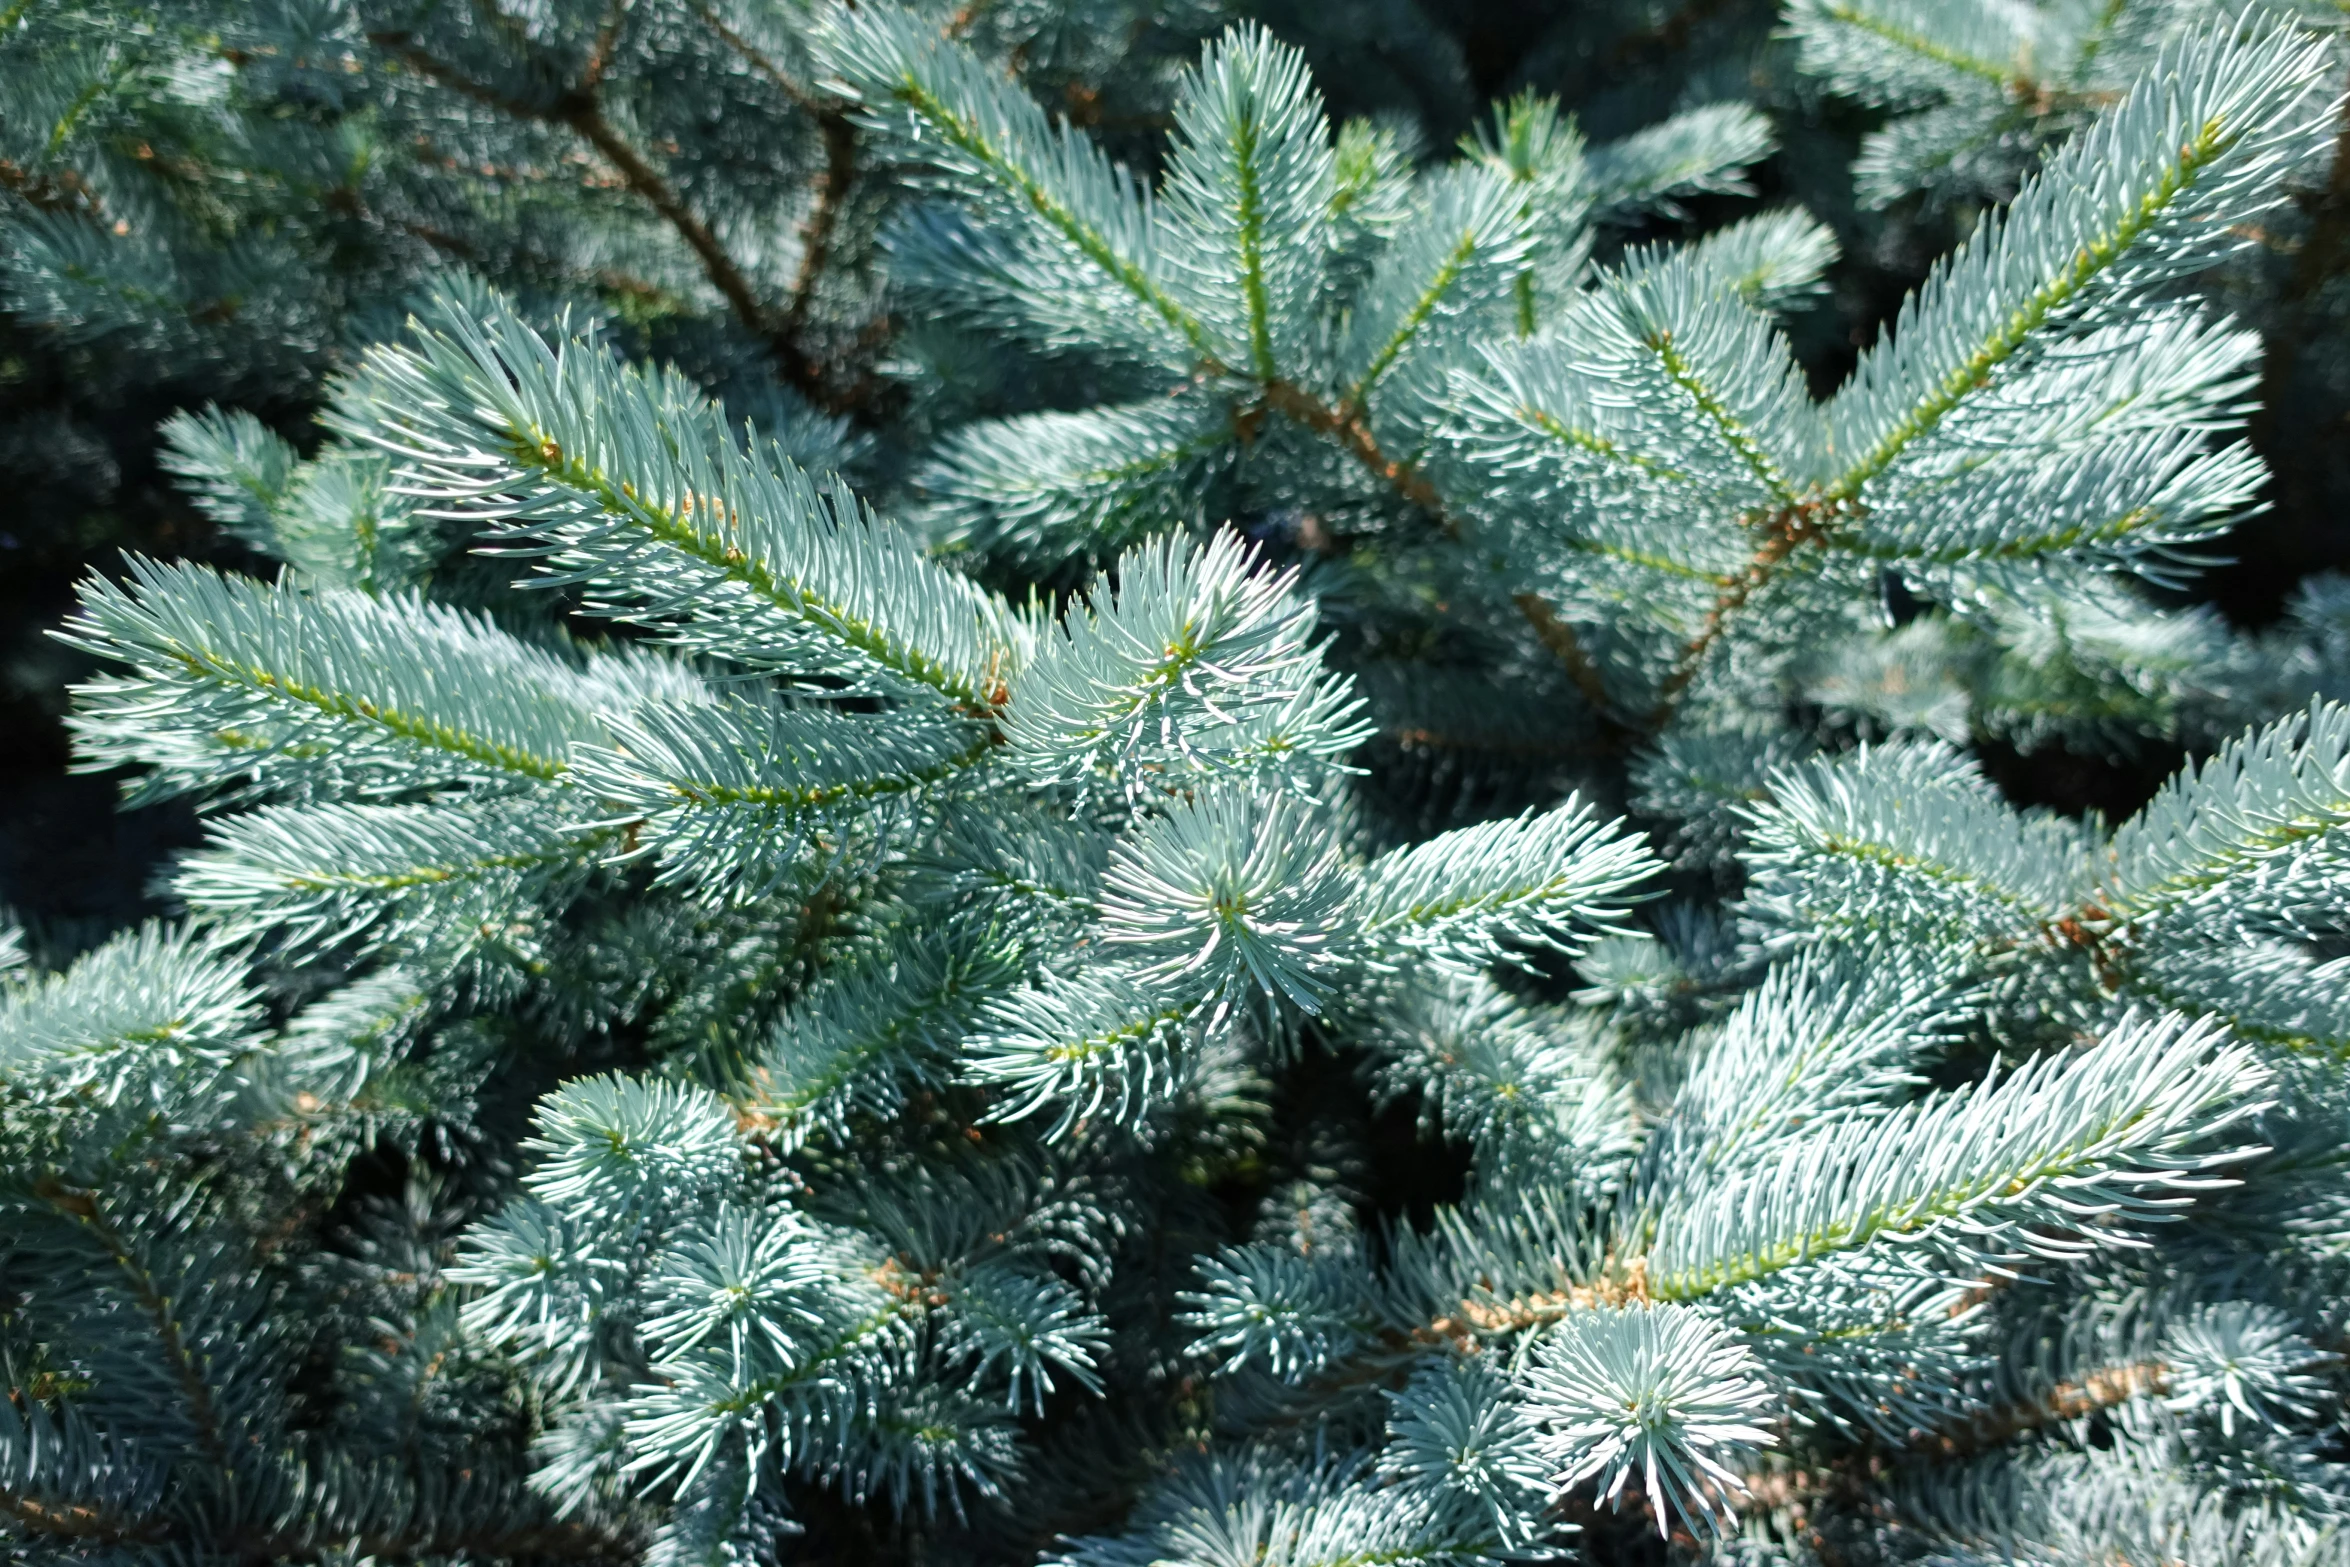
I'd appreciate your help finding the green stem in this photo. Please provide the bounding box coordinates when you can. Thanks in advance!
[1828,116,2233,500]
[885,78,1218,363]
[168,649,572,781]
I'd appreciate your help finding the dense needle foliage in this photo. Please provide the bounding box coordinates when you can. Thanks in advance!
[3,2,2350,1565]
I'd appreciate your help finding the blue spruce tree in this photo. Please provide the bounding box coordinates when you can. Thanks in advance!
[2,2,2349,1564]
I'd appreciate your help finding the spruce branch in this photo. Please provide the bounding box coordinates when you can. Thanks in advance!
[689,0,823,110]
[1822,19,2334,499]
[1460,20,2331,729]
[1642,333,1797,508]
[1512,593,1616,715]
[786,110,861,345]
[0,1488,165,1546]
[2103,699,2350,923]
[1641,1015,2267,1300]
[18,8,2350,1561]
[1740,740,2093,946]
[1001,529,1369,795]
[336,287,1013,707]
[917,395,1238,565]
[0,156,102,218]
[365,26,850,409]
[576,700,994,899]
[1342,190,1501,408]
[173,798,604,950]
[60,559,614,795]
[1258,377,1452,520]
[0,923,259,1097]
[831,12,1485,533]
[1526,1304,1774,1538]
[750,931,1024,1150]
[1158,25,1332,381]
[32,1181,232,1478]
[1928,1358,2170,1458]
[819,3,1213,364]
[1800,0,2036,94]
[960,967,1191,1138]
[1357,799,1661,968]
[619,1288,926,1491]
[1653,500,1836,721]
[1586,103,1778,216]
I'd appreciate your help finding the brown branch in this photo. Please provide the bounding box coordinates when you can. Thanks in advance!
[34,1181,231,1476]
[785,111,859,341]
[1927,1358,2170,1459]
[387,217,476,259]
[1730,1359,2170,1520]
[555,99,775,337]
[1252,378,1653,723]
[1241,1267,1653,1441]
[0,1487,166,1545]
[368,31,853,410]
[0,158,102,218]
[1718,1359,2170,1564]
[689,0,822,111]
[1427,1266,1650,1349]
[1260,378,1450,519]
[551,96,849,408]
[368,34,546,115]
[683,0,875,408]
[1513,592,1615,715]
[578,0,635,90]
[1651,500,1835,725]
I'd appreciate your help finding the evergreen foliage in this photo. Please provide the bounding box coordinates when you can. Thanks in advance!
[3,2,2350,1565]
